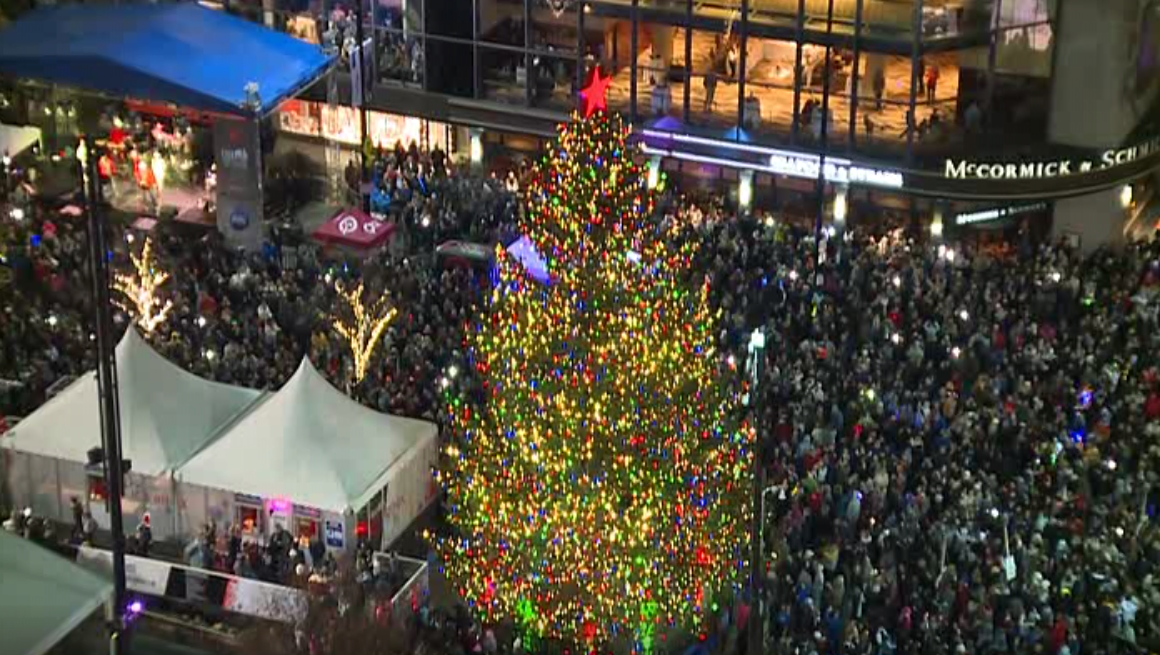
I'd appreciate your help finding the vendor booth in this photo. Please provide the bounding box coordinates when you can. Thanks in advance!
[175,358,439,554]
[313,207,397,253]
[0,330,262,541]
[1,531,112,655]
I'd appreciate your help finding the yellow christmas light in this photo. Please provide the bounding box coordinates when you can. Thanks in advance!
[330,281,397,383]
[113,237,173,334]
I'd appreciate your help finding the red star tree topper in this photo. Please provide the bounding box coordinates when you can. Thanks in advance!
[579,66,612,117]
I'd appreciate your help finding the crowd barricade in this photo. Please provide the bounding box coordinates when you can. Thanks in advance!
[75,544,308,623]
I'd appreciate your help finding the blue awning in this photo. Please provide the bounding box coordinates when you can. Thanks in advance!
[0,3,334,117]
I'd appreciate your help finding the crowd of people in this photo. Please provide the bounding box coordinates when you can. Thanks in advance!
[4,132,1160,655]
[709,221,1160,655]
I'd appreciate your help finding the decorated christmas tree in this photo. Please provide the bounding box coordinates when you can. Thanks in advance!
[437,71,754,651]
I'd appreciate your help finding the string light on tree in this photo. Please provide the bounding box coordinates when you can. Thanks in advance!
[330,281,398,383]
[113,237,173,334]
[436,74,753,651]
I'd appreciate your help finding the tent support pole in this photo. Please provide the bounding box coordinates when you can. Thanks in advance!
[171,475,179,540]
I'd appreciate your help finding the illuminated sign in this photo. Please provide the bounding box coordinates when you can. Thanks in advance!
[638,130,905,190]
[955,202,1048,226]
[945,134,1160,180]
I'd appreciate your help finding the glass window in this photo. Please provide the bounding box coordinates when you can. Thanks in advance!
[858,0,916,41]
[481,44,529,105]
[532,54,578,110]
[922,0,995,39]
[851,53,912,156]
[480,0,526,47]
[634,22,685,121]
[583,17,634,114]
[688,27,739,127]
[531,0,581,57]
[995,23,1054,76]
[998,0,1055,28]
[376,26,425,86]
[741,36,798,141]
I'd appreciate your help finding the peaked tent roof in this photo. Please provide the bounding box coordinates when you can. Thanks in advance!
[0,531,112,655]
[177,358,437,513]
[0,3,333,116]
[1,330,261,476]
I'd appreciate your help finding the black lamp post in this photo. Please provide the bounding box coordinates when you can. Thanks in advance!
[79,137,129,655]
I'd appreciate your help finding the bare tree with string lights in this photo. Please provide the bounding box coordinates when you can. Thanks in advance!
[330,281,398,384]
[113,237,173,335]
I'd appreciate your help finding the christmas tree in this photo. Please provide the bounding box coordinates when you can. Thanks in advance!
[437,73,754,650]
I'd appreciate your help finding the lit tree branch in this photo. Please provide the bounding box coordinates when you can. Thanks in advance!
[331,281,398,383]
[113,237,173,334]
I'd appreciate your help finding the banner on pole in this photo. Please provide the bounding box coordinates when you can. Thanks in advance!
[213,119,264,252]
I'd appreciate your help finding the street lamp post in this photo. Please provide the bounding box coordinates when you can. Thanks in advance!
[79,138,129,655]
[2,152,11,201]
[745,328,766,655]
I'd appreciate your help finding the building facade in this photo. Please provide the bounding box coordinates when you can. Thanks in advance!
[208,0,1160,246]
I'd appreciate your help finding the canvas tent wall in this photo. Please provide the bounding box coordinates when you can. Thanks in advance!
[0,531,112,655]
[1,329,260,539]
[175,358,439,552]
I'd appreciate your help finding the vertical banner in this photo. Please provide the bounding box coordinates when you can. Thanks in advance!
[350,37,374,110]
[213,119,264,252]
[351,43,364,109]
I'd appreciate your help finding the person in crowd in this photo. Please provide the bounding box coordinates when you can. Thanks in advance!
[872,66,886,111]
[69,496,83,542]
[925,62,940,104]
[136,513,153,556]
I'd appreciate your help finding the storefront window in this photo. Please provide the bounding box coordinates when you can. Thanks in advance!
[995,24,1054,77]
[858,0,917,41]
[377,26,425,86]
[278,100,451,150]
[480,0,526,48]
[237,505,261,535]
[480,44,530,105]
[532,54,579,110]
[531,0,581,57]
[740,36,799,142]
[587,17,633,114]
[997,0,1055,29]
[846,53,907,152]
[687,27,739,128]
[296,517,319,539]
[589,0,686,16]
[922,0,995,39]
[634,22,684,121]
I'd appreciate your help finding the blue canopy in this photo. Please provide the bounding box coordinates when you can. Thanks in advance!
[0,3,333,116]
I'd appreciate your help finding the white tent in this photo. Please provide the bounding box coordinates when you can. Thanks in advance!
[176,357,439,550]
[2,329,261,538]
[0,123,41,159]
[0,532,111,655]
